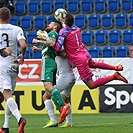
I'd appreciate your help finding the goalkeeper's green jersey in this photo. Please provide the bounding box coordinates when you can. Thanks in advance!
[41,30,58,59]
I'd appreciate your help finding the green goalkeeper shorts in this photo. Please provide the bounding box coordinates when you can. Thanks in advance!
[41,57,57,85]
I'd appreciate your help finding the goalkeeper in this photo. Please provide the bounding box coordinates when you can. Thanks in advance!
[32,20,70,125]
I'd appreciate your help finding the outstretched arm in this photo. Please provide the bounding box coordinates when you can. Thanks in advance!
[54,35,65,52]
[32,38,56,47]
[32,30,56,47]
[32,46,41,52]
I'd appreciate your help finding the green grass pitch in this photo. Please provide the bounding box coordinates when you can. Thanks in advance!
[0,113,133,133]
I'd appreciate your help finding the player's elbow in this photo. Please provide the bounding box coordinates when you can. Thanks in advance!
[20,43,26,49]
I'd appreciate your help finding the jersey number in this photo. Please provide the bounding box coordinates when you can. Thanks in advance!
[2,33,9,47]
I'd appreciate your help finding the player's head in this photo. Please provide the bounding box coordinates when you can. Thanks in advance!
[45,20,63,33]
[53,20,63,32]
[64,14,74,27]
[0,7,11,23]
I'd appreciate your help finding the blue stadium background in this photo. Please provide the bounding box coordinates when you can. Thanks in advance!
[10,0,133,59]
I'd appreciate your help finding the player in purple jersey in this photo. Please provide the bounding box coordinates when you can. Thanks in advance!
[33,14,128,124]
[53,14,128,89]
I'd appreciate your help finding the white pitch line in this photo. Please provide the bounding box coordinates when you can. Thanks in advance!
[8,122,130,131]
[76,122,130,127]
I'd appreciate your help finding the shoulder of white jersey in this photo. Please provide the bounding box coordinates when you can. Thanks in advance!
[9,24,25,37]
[9,24,23,31]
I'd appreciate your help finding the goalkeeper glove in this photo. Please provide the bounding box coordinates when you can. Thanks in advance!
[37,30,49,40]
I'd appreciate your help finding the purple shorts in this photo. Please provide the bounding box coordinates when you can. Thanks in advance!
[74,53,95,83]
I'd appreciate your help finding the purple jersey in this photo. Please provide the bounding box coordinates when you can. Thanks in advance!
[55,26,88,64]
[54,26,94,83]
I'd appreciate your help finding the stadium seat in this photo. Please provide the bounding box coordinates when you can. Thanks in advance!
[95,0,107,13]
[33,51,42,59]
[41,1,53,14]
[34,16,46,30]
[75,14,86,29]
[54,0,66,10]
[115,14,128,28]
[47,15,56,24]
[10,16,20,26]
[17,0,27,1]
[121,0,133,12]
[101,14,114,29]
[109,30,121,45]
[116,46,129,57]
[81,0,93,13]
[28,1,40,15]
[24,47,32,59]
[108,0,120,13]
[67,1,79,13]
[102,46,115,58]
[95,30,108,45]
[14,1,27,15]
[82,30,94,46]
[21,16,33,30]
[88,46,101,58]
[55,0,66,2]
[129,14,133,28]
[27,31,37,45]
[88,14,100,29]
[122,30,133,45]
[42,0,53,2]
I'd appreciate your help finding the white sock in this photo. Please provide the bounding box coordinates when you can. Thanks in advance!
[6,97,22,122]
[44,99,57,122]
[66,105,72,124]
[3,104,12,128]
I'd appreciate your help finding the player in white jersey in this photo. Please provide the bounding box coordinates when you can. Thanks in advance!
[0,7,26,133]
[55,54,75,127]
[42,48,76,128]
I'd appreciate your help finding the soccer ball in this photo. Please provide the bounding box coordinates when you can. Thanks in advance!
[54,8,67,22]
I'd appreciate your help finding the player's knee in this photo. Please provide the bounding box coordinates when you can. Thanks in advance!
[42,93,50,101]
[86,83,95,90]
[61,94,69,103]
[43,82,53,92]
[89,86,95,90]
[90,62,96,68]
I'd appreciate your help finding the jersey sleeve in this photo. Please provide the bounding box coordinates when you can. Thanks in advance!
[54,33,65,52]
[17,27,26,41]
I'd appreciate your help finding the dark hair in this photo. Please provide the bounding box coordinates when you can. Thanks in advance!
[0,0,6,8]
[0,7,11,22]
[65,14,74,27]
[52,19,63,32]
